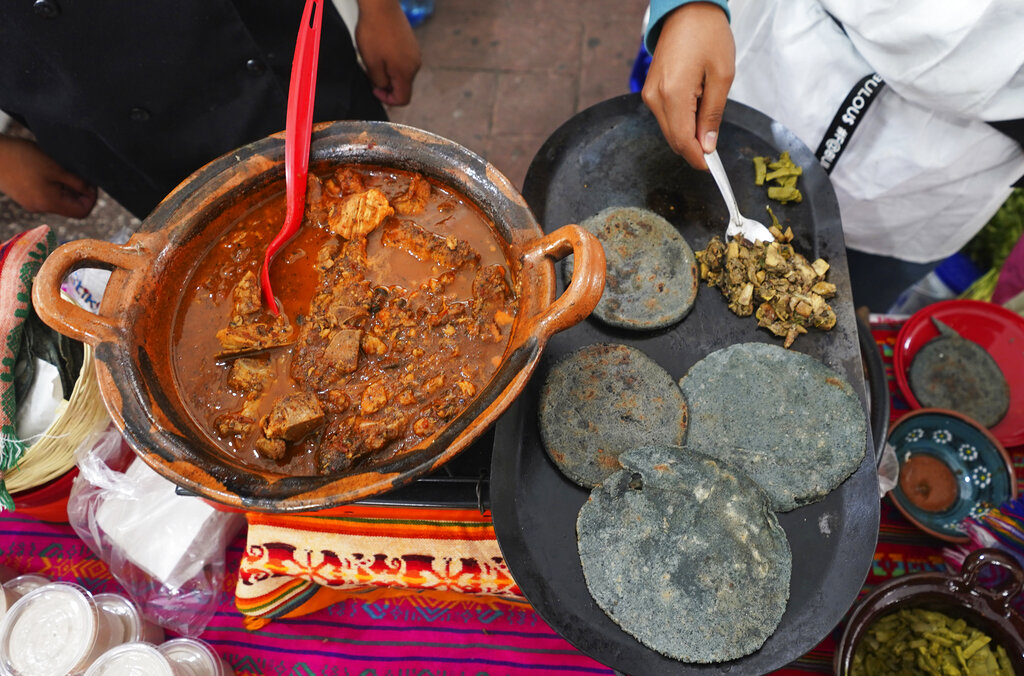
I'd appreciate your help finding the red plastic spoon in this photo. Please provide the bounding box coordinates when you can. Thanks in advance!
[260,0,324,312]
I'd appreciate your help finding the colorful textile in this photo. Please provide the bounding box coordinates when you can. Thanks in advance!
[1,315,1021,674]
[236,505,523,623]
[944,495,1024,613]
[0,226,57,510]
[0,513,614,675]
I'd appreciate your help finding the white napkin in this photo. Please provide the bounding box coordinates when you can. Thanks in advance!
[94,458,221,589]
[15,358,66,445]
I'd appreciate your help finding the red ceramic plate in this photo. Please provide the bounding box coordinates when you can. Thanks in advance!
[894,299,1024,447]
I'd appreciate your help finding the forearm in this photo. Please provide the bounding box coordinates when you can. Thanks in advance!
[646,0,730,54]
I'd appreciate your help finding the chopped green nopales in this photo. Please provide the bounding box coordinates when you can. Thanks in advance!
[753,156,768,185]
[851,608,1014,676]
[753,152,803,204]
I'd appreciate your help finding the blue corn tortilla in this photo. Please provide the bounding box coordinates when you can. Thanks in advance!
[566,206,698,329]
[577,445,791,663]
[679,342,867,512]
[538,343,687,488]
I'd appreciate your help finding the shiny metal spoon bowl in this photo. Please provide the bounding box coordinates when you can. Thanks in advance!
[705,149,774,244]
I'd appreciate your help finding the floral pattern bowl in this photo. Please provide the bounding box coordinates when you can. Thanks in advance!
[888,409,1017,543]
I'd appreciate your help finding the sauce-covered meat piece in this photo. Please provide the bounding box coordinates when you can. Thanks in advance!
[470,264,516,340]
[327,188,394,240]
[261,392,324,442]
[323,328,362,374]
[392,174,431,215]
[381,220,480,270]
[324,167,366,197]
[227,358,272,395]
[215,270,293,356]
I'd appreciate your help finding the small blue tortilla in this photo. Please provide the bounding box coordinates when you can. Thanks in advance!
[578,445,791,663]
[538,343,687,488]
[566,206,698,329]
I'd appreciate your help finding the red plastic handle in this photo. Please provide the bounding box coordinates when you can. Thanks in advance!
[261,0,324,312]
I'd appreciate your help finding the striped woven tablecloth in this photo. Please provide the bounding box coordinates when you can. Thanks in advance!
[1,317,1021,674]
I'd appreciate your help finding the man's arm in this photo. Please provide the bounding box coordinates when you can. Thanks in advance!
[354,0,422,106]
[0,135,96,219]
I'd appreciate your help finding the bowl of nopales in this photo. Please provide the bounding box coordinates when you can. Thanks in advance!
[834,548,1024,675]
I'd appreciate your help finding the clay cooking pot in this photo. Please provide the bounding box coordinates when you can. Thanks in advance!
[32,121,606,512]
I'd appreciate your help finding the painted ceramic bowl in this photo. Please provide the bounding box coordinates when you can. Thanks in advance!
[834,548,1024,675]
[894,299,1024,447]
[888,408,1017,543]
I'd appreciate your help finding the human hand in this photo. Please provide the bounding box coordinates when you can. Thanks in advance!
[642,2,735,170]
[355,0,422,106]
[0,136,97,218]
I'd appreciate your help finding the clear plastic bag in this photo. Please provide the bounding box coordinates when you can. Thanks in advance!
[67,424,244,637]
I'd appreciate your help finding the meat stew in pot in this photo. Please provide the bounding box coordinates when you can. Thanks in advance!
[173,165,518,476]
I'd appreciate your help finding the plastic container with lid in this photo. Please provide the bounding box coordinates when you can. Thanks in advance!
[2,574,50,601]
[0,566,22,620]
[93,593,165,645]
[84,642,177,676]
[158,638,233,676]
[0,582,124,676]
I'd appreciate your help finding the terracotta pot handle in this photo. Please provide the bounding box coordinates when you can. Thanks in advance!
[521,224,606,340]
[32,238,151,345]
[957,547,1024,614]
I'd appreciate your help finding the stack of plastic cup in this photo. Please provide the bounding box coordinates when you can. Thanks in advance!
[84,643,178,676]
[0,582,124,675]
[159,638,234,676]
[2,574,50,601]
[93,593,165,645]
[0,571,232,675]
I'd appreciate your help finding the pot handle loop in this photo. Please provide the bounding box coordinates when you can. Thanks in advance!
[957,548,1024,614]
[31,238,149,346]
[521,224,606,340]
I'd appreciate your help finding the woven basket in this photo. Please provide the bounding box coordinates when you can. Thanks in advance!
[5,344,109,494]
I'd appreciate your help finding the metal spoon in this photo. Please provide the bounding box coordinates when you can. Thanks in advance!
[260,0,324,313]
[704,150,775,244]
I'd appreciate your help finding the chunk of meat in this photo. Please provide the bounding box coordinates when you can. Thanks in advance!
[361,334,387,356]
[216,320,293,356]
[356,410,408,451]
[328,301,368,328]
[261,392,325,441]
[231,270,262,316]
[392,174,431,215]
[327,188,394,239]
[255,437,287,461]
[412,417,436,437]
[323,390,351,413]
[324,167,366,197]
[316,417,358,473]
[324,328,362,374]
[381,220,480,270]
[470,265,514,341]
[214,412,255,437]
[226,358,272,396]
[360,381,388,415]
[303,174,327,225]
[472,264,512,301]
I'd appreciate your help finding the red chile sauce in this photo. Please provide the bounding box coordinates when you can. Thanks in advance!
[172,166,516,475]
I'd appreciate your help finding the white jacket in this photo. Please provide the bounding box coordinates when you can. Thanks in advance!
[727,0,1024,262]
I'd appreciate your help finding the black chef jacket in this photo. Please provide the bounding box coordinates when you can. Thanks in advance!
[0,0,386,218]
